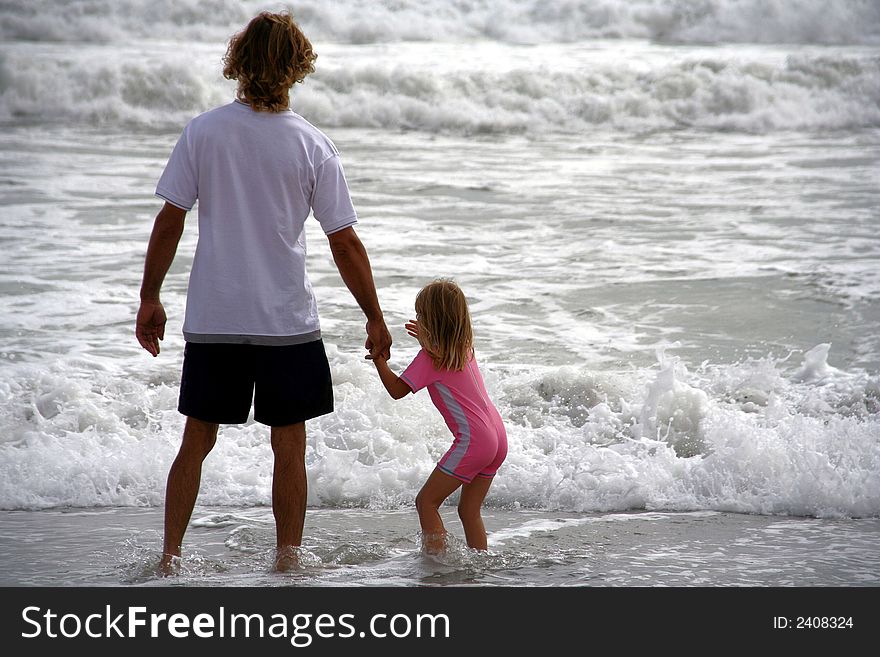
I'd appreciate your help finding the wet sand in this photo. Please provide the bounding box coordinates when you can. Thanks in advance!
[2,506,878,587]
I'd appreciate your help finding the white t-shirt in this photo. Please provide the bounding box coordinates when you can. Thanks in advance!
[156,100,357,344]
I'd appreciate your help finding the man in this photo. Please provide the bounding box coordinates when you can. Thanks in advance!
[135,11,391,573]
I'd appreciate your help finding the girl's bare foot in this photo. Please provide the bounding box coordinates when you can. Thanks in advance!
[420,530,448,555]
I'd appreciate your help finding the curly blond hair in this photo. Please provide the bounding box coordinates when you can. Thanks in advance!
[222,11,317,112]
[415,279,474,371]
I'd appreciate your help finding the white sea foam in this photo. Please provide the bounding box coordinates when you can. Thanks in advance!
[1,344,877,517]
[2,1,878,134]
[2,0,878,46]
[2,40,877,134]
[299,51,880,133]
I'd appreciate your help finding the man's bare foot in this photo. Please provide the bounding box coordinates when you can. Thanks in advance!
[274,546,300,572]
[157,553,180,577]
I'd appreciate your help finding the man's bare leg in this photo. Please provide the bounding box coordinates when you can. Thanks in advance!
[159,417,218,574]
[271,422,307,571]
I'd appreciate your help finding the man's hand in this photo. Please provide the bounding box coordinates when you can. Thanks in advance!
[136,202,185,357]
[136,300,167,357]
[365,317,392,361]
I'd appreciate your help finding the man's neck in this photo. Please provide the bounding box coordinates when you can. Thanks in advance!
[236,93,290,111]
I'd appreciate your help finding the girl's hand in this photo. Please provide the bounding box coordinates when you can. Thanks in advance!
[405,319,420,340]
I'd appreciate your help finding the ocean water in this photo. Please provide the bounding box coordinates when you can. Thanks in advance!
[0,0,879,586]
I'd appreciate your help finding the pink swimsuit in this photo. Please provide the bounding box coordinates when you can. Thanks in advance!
[401,349,507,483]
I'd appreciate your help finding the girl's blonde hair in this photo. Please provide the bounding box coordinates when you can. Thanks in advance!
[222,11,317,112]
[415,279,474,371]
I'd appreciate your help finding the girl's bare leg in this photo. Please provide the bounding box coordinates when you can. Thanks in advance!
[458,476,493,550]
[415,468,462,554]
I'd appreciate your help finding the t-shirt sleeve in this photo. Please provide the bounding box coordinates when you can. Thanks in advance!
[400,349,441,392]
[311,153,358,235]
[155,127,197,211]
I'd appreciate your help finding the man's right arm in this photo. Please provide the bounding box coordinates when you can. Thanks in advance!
[326,226,392,360]
[136,202,186,356]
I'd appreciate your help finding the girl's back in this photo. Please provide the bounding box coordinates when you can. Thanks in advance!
[401,348,503,440]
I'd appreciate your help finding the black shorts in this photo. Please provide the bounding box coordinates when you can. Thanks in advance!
[178,340,333,427]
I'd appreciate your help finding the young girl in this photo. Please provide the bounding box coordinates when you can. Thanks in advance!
[370,279,508,553]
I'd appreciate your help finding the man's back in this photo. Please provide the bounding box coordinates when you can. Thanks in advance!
[156,100,358,343]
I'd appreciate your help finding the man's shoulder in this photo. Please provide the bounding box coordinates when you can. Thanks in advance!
[289,112,340,157]
[179,103,236,137]
[189,102,238,124]
[181,103,341,160]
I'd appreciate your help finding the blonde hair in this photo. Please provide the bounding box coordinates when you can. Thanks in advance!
[222,11,317,112]
[415,279,474,371]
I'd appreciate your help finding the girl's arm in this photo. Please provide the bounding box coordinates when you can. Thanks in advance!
[372,357,413,400]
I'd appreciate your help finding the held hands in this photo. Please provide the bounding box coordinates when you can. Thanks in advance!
[368,324,415,400]
[364,317,392,362]
[136,300,167,357]
[365,319,420,363]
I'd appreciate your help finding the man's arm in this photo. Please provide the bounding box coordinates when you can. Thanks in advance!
[372,356,412,400]
[136,202,186,357]
[327,226,392,360]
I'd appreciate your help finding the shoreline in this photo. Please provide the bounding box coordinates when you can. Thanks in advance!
[2,506,878,587]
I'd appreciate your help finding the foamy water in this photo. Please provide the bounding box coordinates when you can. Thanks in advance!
[3,0,879,45]
[3,32,879,132]
[1,0,878,527]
